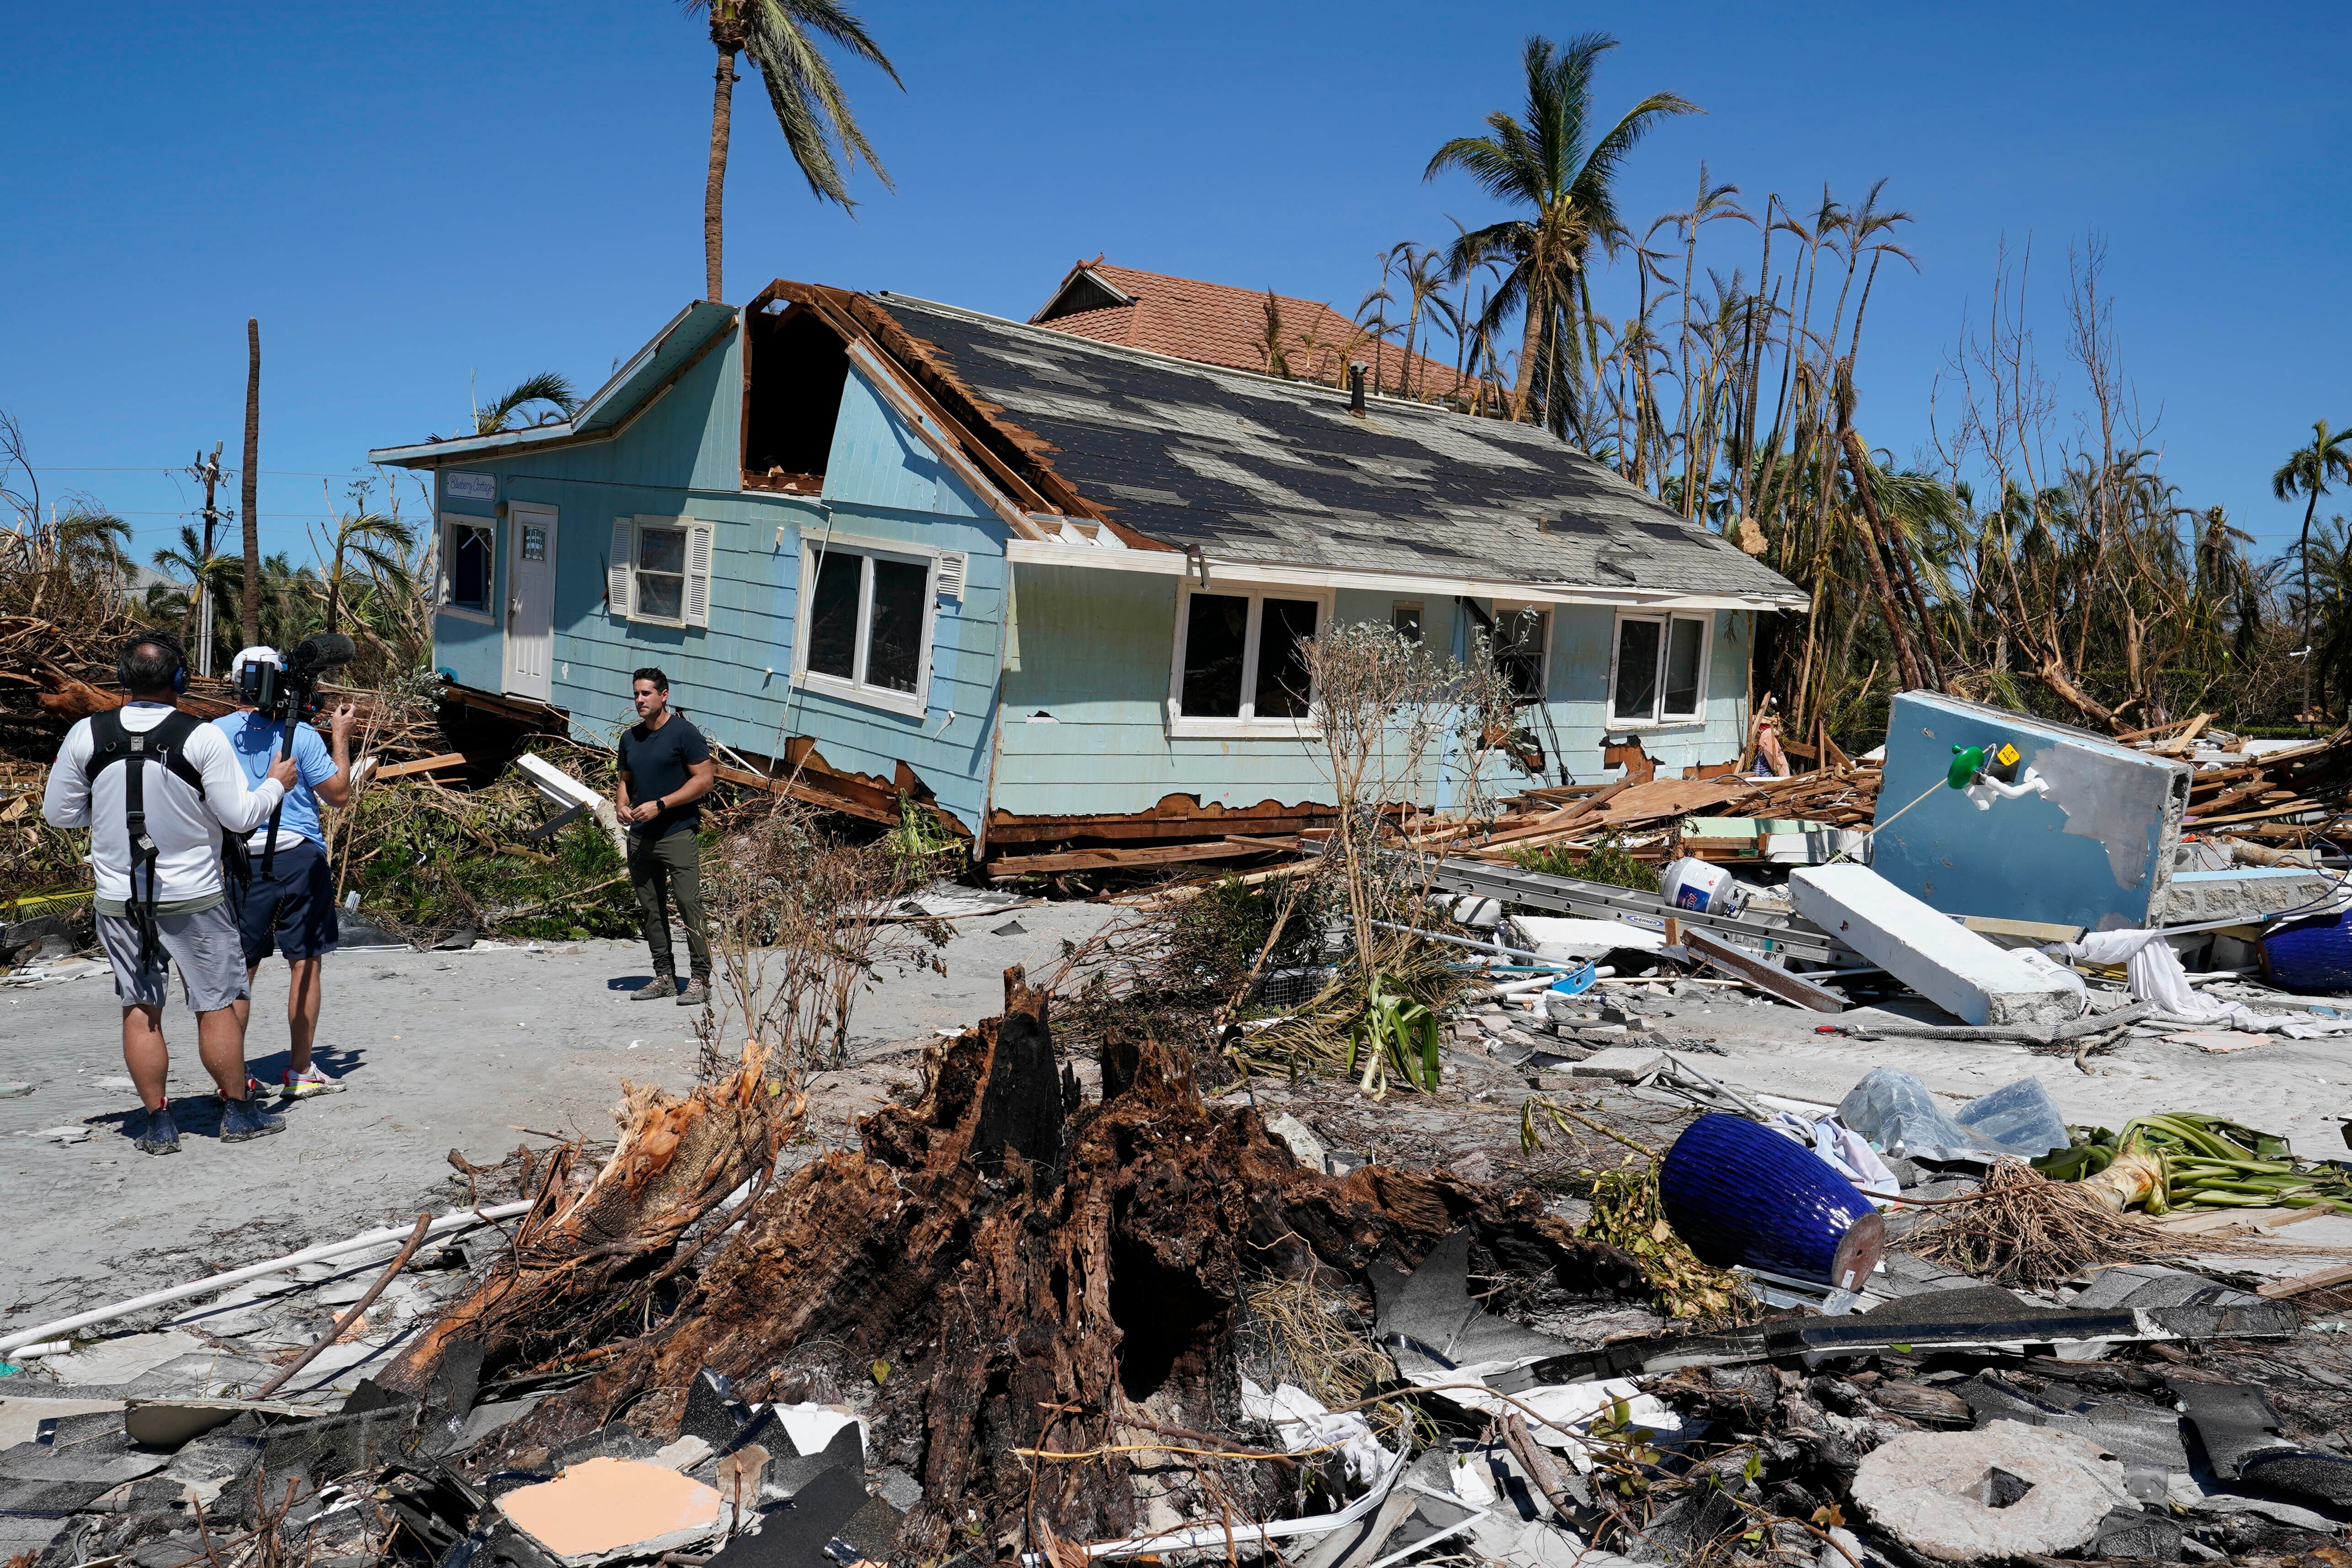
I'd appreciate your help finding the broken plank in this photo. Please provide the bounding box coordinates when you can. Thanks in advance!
[988,837,1298,878]
[370,751,469,781]
[2256,1262,2352,1298]
[1679,927,1847,1013]
[711,762,901,827]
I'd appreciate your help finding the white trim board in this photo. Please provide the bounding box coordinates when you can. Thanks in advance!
[1004,539,1805,612]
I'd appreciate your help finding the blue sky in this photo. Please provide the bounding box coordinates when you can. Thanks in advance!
[5,1,2347,570]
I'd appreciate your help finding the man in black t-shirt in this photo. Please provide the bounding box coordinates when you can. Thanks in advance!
[615,668,717,1005]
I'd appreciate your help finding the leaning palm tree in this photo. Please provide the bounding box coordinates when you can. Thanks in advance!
[473,372,579,436]
[314,507,422,635]
[687,0,901,303]
[2272,419,2352,723]
[1425,33,1698,434]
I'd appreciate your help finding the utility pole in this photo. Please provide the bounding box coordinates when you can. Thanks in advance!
[189,443,224,675]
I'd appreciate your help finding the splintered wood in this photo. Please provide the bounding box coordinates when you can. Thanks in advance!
[437,968,1648,1559]
[380,1040,804,1391]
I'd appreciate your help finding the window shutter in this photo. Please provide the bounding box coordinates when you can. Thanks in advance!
[936,550,968,601]
[684,521,716,628]
[608,518,634,620]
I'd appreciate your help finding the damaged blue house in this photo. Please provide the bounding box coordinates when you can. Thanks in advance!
[369,280,1807,869]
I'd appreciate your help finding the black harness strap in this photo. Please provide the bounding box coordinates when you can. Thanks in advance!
[86,708,209,971]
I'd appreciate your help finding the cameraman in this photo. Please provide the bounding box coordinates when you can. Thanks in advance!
[42,630,300,1155]
[215,647,356,1099]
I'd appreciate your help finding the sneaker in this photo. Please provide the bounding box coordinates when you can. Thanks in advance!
[219,1095,287,1143]
[630,974,679,1001]
[134,1102,180,1157]
[675,977,710,1008]
[281,1065,344,1099]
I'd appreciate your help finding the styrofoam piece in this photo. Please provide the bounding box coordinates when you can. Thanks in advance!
[1789,865,2083,1026]
[1504,916,1666,962]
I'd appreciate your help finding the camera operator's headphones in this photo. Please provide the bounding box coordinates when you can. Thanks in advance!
[117,628,190,696]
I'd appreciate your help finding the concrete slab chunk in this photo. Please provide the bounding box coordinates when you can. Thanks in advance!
[1568,1049,1671,1083]
[1789,865,2083,1026]
[1852,1420,2133,1561]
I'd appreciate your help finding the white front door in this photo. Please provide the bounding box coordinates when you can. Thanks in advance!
[506,501,556,701]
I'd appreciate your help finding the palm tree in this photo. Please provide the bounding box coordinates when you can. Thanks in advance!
[1425,33,1698,433]
[473,372,579,436]
[2273,420,2352,723]
[1257,291,1291,378]
[1390,242,1449,398]
[315,508,421,635]
[687,0,901,303]
[151,522,241,668]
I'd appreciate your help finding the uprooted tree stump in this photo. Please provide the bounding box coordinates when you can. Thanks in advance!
[430,967,1646,1559]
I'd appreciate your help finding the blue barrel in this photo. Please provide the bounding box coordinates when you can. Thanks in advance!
[1659,1114,1881,1286]
[2263,911,2352,994]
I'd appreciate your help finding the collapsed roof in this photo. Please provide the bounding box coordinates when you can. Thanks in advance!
[880,292,1807,608]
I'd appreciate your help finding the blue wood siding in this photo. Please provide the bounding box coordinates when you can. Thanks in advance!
[430,326,1010,833]
[993,566,1753,819]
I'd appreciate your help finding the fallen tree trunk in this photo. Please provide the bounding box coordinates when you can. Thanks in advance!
[379,1038,803,1394]
[469,967,1648,1560]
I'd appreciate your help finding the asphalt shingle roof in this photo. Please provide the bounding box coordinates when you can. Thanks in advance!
[877,293,1806,606]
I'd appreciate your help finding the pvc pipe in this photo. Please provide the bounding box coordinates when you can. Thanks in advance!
[1371,919,1556,967]
[0,1202,530,1355]
[1488,972,1569,997]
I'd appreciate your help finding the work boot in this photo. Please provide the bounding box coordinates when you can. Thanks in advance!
[631,973,679,1001]
[134,1101,180,1157]
[675,976,710,1008]
[218,1094,286,1143]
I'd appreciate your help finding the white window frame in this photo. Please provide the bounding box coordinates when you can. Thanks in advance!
[790,532,942,719]
[438,513,496,624]
[1167,581,1333,738]
[1488,601,1553,704]
[1607,609,1712,727]
[608,515,715,629]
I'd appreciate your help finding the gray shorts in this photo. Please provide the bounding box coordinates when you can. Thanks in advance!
[97,904,251,1013]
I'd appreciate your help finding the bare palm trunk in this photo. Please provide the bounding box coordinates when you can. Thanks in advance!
[2302,488,2321,727]
[704,41,738,303]
[240,319,262,649]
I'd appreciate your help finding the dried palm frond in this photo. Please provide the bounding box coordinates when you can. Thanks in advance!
[1896,1159,2250,1291]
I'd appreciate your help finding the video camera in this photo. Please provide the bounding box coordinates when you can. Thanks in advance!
[235,633,356,724]
[235,633,356,879]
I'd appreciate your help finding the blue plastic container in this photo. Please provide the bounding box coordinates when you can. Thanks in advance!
[2262,911,2352,994]
[1659,1114,1883,1287]
[1549,962,1597,997]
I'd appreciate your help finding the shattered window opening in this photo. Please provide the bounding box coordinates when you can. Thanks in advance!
[446,519,494,616]
[1610,611,1709,724]
[1170,585,1326,732]
[797,539,939,714]
[1492,605,1550,704]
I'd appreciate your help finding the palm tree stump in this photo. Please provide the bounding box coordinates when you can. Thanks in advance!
[439,968,1644,1558]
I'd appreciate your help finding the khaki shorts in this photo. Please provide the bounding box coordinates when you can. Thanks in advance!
[97,903,250,1013]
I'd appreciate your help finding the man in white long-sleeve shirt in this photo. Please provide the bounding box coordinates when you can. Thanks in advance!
[42,631,300,1154]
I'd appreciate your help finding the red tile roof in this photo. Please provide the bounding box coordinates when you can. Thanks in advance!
[1030,260,1472,399]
